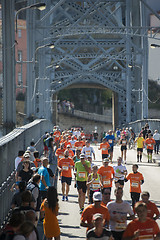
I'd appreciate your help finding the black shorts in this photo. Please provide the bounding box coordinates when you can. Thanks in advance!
[111,231,125,240]
[115,179,124,186]
[76,181,87,193]
[61,176,72,185]
[102,154,109,159]
[108,146,113,153]
[121,146,127,151]
[147,149,153,154]
[137,148,143,152]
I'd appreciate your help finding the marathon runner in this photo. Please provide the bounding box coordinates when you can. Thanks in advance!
[125,164,144,208]
[98,158,114,190]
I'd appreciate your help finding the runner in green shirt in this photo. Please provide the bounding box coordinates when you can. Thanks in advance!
[75,154,91,214]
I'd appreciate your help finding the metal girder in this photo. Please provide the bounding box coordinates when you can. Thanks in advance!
[30,0,153,126]
[51,72,125,94]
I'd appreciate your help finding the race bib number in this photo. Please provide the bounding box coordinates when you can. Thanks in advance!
[108,139,112,143]
[122,141,126,144]
[92,183,100,189]
[85,151,90,156]
[79,172,85,178]
[62,165,69,171]
[131,181,139,188]
[148,144,152,147]
[102,148,107,151]
[139,235,153,240]
[59,155,63,159]
[115,221,126,230]
[103,180,110,186]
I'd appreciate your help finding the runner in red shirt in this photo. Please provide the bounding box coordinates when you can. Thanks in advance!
[122,202,160,240]
[133,191,160,221]
[145,133,156,163]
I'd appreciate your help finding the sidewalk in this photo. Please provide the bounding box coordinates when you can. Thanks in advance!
[143,148,160,165]
[37,164,87,240]
[57,178,86,239]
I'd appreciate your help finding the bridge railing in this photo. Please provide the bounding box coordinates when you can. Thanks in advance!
[59,109,112,123]
[0,119,53,228]
[128,119,160,134]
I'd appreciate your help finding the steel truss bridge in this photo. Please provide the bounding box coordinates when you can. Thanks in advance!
[2,0,160,132]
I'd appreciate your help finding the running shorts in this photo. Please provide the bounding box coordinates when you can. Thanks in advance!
[137,148,143,152]
[102,154,109,159]
[61,176,72,185]
[147,149,153,154]
[76,181,87,193]
[121,146,127,151]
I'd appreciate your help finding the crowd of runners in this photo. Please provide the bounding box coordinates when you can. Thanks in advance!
[1,124,160,240]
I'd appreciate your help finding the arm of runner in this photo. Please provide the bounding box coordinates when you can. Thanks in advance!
[123,170,127,177]
[80,220,94,229]
[153,213,160,221]
[126,214,135,220]
[86,174,93,186]
[92,152,96,161]
[83,163,91,173]
[99,174,103,188]
[41,175,48,189]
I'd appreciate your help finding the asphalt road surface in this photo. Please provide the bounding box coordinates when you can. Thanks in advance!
[56,144,160,239]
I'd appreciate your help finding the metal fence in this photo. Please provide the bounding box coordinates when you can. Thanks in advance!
[0,119,53,229]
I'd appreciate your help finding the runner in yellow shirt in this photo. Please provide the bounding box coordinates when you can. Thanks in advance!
[134,133,144,162]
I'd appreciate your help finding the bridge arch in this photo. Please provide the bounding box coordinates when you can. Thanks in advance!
[27,0,154,126]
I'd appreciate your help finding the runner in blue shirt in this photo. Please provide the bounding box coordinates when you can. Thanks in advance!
[38,157,51,200]
[105,130,115,163]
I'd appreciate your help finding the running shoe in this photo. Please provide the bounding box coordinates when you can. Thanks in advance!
[62,195,65,201]
[79,209,83,214]
[65,196,68,201]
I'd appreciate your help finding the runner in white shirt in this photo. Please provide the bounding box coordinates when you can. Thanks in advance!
[107,187,134,240]
[81,140,95,160]
[69,136,76,154]
[113,157,127,189]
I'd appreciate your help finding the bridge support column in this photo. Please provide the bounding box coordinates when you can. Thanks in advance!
[52,94,58,125]
[26,0,36,120]
[112,92,118,131]
[2,0,16,134]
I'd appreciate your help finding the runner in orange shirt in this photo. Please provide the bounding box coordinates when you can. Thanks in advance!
[55,143,65,162]
[98,158,114,190]
[122,202,160,240]
[99,138,110,160]
[58,150,74,201]
[134,191,160,220]
[145,133,156,163]
[66,145,74,158]
[53,128,61,148]
[64,137,72,149]
[80,192,110,231]
[125,164,144,208]
[74,136,85,152]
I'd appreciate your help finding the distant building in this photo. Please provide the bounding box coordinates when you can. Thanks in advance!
[0,5,27,96]
[148,12,160,83]
[15,19,27,97]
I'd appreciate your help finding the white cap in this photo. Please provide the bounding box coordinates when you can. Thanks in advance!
[80,154,86,159]
[93,192,102,201]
